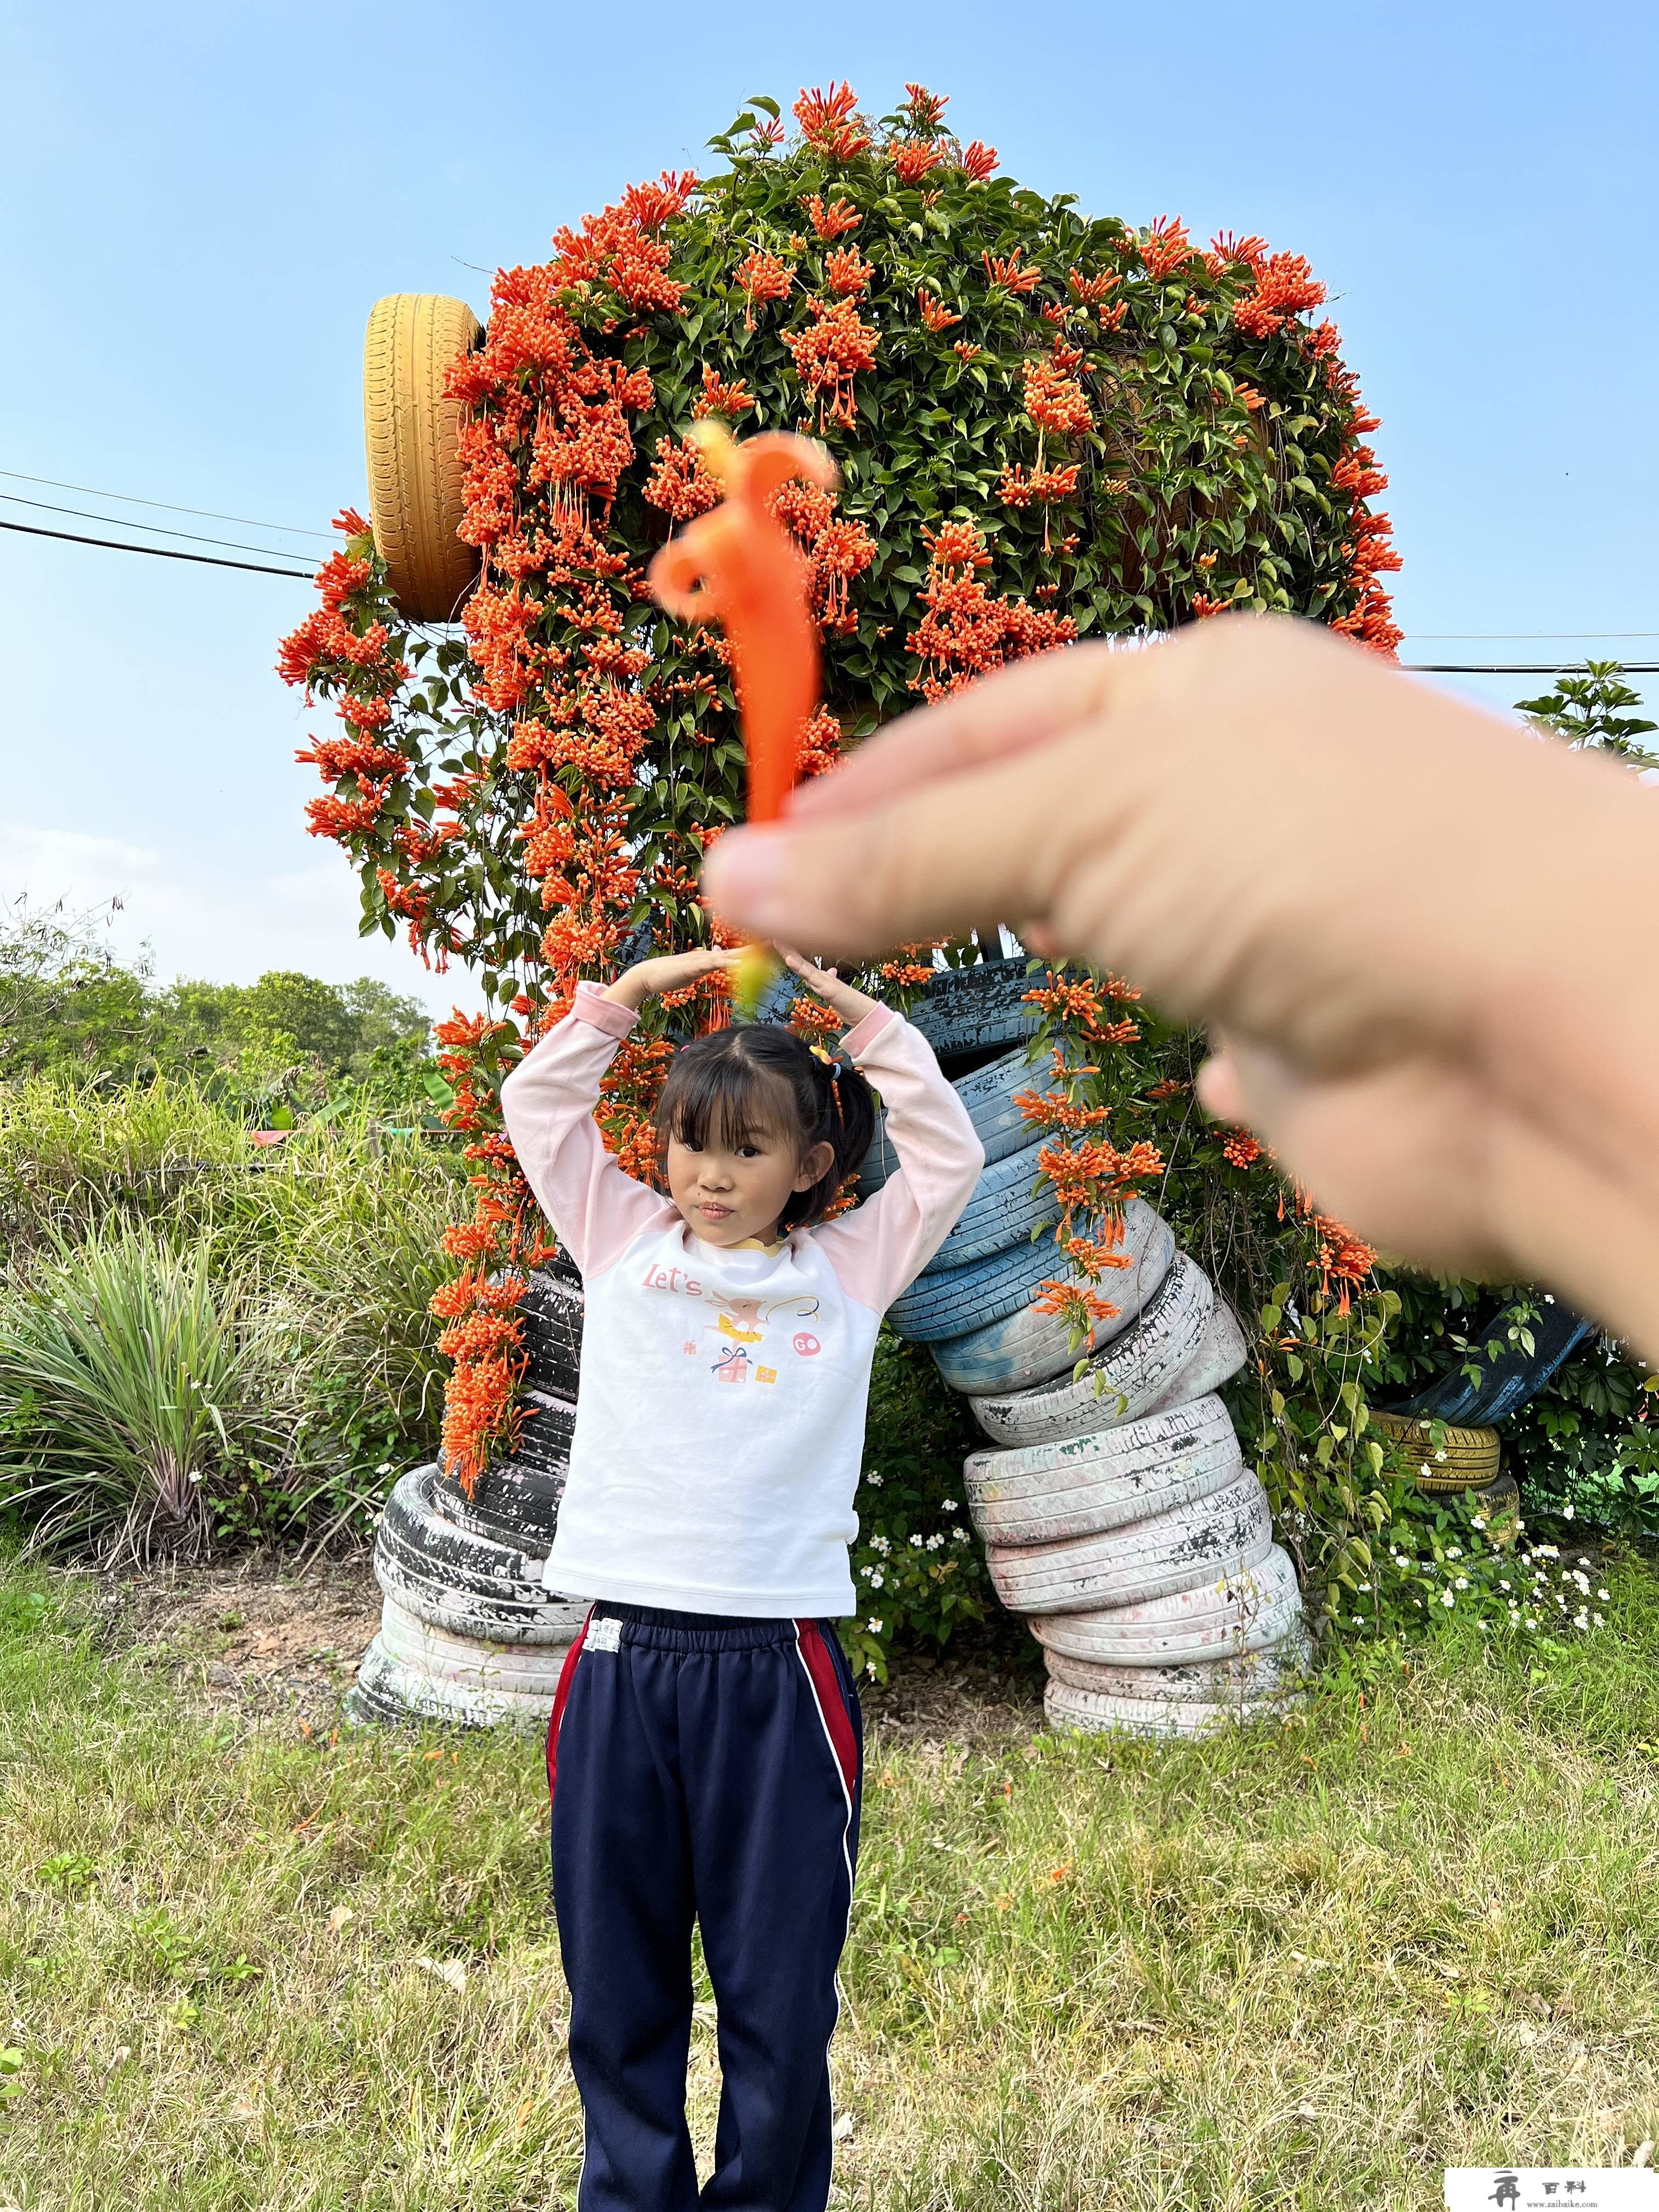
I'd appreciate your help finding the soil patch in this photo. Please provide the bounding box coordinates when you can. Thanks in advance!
[101,1550,382,1728]
[87,1551,1043,1743]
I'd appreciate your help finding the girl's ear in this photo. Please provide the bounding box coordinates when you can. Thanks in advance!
[793,1139,836,1192]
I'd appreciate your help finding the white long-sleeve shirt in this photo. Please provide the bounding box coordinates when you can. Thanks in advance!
[499,983,984,1618]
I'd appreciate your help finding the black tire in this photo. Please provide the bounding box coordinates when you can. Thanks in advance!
[373,1466,579,1642]
[519,1271,584,1400]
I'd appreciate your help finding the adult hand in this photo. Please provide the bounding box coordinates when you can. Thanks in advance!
[701,616,1659,1359]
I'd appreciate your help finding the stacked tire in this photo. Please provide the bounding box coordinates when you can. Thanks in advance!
[877,961,1311,1738]
[346,1265,586,1731]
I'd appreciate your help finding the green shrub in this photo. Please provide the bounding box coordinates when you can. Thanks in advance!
[0,1225,281,1561]
[847,1331,992,1679]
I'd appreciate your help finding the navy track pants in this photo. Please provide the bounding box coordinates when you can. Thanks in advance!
[547,1604,863,2212]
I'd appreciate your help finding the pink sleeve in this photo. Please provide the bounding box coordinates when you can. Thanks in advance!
[813,1007,985,1314]
[499,983,680,1278]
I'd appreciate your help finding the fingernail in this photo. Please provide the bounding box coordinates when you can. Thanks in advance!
[702,828,787,930]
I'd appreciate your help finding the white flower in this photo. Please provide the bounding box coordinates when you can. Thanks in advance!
[871,1535,890,1555]
[865,1472,883,1487]
[926,1533,944,1551]
[940,1498,958,1511]
[1499,1579,1511,1591]
[868,1570,884,1589]
[1563,1503,1575,1518]
[1446,1548,1463,1562]
[867,1619,884,1635]
[860,1564,874,1579]
[1440,1589,1456,1608]
[1593,1612,1605,1627]
[909,1533,924,1549]
[1454,1577,1469,1590]
[1598,1589,1610,1602]
[953,1526,968,1542]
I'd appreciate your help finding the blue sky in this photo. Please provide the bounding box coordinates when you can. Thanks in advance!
[3,0,1655,1015]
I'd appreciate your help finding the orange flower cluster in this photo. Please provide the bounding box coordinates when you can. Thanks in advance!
[893,142,945,184]
[1310,1213,1378,1313]
[735,249,792,326]
[1139,215,1192,282]
[642,432,723,520]
[804,193,861,240]
[767,476,877,634]
[909,521,1076,702]
[1232,250,1327,340]
[825,245,874,297]
[793,81,870,161]
[917,287,961,332]
[1222,1131,1265,1168]
[781,294,879,429]
[1023,348,1092,439]
[692,364,756,420]
[983,248,1041,294]
[549,168,696,312]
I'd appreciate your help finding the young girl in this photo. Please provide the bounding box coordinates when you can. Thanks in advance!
[499,945,983,2212]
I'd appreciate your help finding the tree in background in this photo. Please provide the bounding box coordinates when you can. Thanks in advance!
[1517,661,1658,769]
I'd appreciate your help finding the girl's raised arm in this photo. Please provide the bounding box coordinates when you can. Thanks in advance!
[814,1007,985,1314]
[499,984,676,1279]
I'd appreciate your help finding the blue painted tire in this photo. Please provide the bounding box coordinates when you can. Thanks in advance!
[857,1041,1046,1198]
[1387,1295,1593,1426]
[929,1211,1177,1393]
[909,956,1044,1060]
[890,1199,1171,1346]
[924,1138,1055,1272]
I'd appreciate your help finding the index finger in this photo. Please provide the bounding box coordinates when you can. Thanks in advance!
[786,640,1128,824]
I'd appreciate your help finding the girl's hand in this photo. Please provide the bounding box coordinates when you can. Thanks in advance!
[778,947,882,1031]
[603,947,744,1011]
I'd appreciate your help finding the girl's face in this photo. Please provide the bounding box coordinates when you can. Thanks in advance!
[665,1117,836,1248]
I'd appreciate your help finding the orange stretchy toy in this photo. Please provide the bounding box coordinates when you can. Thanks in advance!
[648,424,837,1013]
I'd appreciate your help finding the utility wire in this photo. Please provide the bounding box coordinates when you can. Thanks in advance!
[0,466,334,541]
[1407,661,1659,675]
[1410,632,1659,641]
[0,517,315,580]
[1,490,329,565]
[2,510,1655,669]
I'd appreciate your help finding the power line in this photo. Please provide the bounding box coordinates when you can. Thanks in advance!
[0,466,334,541]
[1408,632,1659,642]
[0,517,315,580]
[1407,661,1659,675]
[1,490,329,565]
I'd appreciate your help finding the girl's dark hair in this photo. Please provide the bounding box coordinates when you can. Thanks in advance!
[654,1023,877,1233]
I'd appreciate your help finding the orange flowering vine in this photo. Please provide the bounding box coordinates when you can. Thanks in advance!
[277,81,1401,1487]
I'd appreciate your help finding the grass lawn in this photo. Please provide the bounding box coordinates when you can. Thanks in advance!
[3,1548,1659,2210]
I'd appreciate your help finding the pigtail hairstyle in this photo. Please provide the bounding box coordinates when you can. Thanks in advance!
[654,1023,878,1232]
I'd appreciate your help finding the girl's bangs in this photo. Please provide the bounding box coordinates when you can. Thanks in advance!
[662,1048,796,1153]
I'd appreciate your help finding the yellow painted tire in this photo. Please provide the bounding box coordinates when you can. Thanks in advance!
[1369,1409,1500,1491]
[363,294,482,623]
[1467,1472,1521,1550]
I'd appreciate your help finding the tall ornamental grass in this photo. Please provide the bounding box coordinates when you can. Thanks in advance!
[0,1079,469,1555]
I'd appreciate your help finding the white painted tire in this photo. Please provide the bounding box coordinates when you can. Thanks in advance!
[1043,1677,1307,1739]
[964,1393,1242,1549]
[1042,1626,1311,1704]
[1140,1293,1249,1415]
[348,1635,565,1732]
[929,1209,1176,1393]
[966,1255,1214,1448]
[376,1594,583,1690]
[984,1471,1272,1615]
[1031,1543,1302,1665]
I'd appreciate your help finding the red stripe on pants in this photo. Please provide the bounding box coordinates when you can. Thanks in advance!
[794,1620,859,1803]
[545,1611,592,1804]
